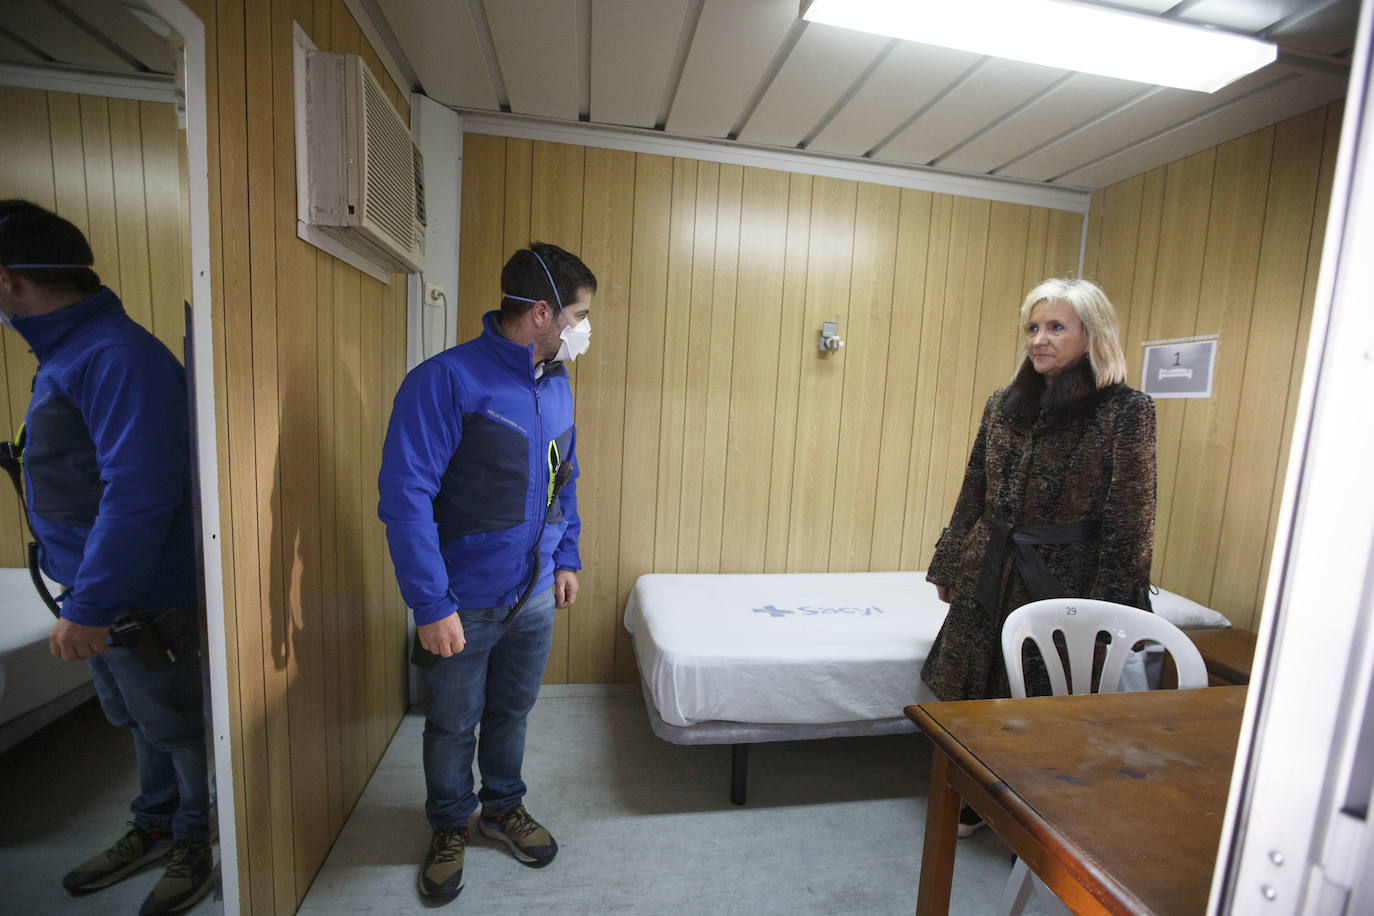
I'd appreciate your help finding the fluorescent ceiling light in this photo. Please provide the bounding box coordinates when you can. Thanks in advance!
[799,0,1277,93]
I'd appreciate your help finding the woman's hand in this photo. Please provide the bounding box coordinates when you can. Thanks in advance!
[937,585,952,603]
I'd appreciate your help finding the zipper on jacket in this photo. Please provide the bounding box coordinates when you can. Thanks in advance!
[521,379,547,577]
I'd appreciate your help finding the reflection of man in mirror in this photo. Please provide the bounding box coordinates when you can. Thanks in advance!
[379,243,595,904]
[0,201,213,914]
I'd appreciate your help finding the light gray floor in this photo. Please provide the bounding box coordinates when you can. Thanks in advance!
[300,686,1045,916]
[0,697,221,916]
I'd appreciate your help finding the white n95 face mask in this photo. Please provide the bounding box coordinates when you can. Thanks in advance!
[556,316,591,363]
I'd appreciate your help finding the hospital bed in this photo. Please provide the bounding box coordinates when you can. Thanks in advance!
[623,571,1229,804]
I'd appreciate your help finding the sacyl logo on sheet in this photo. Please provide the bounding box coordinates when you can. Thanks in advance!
[752,604,885,618]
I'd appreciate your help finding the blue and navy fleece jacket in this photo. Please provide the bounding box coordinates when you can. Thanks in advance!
[10,287,197,627]
[378,310,581,625]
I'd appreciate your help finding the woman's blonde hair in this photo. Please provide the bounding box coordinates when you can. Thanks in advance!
[1014,278,1127,388]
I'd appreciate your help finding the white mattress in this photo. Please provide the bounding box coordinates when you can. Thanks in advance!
[623,571,947,727]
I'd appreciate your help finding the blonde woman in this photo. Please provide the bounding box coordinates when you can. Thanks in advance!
[924,278,1157,704]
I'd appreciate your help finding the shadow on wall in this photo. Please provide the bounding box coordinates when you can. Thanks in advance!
[265,354,364,881]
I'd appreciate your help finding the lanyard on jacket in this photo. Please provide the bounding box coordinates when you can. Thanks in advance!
[0,419,63,619]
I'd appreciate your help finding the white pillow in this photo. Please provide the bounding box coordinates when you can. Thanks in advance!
[1151,585,1231,629]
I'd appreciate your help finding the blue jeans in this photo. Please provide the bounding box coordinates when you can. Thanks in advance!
[87,609,210,843]
[420,587,556,831]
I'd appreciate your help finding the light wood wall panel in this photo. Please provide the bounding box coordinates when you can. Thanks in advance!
[459,135,1085,685]
[720,167,790,574]
[571,147,634,683]
[1262,103,1342,598]
[1084,104,1341,632]
[0,87,187,568]
[181,0,410,910]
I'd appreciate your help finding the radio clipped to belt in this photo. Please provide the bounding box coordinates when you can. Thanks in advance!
[0,422,175,669]
[412,439,574,669]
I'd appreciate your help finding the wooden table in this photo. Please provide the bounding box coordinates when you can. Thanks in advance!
[1189,628,1258,685]
[1162,629,1257,687]
[907,686,1245,915]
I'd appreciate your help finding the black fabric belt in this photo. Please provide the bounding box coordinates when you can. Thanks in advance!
[974,512,1100,618]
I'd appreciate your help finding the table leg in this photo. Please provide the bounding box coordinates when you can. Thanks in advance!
[916,751,960,916]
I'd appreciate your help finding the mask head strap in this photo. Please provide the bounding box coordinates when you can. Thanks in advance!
[501,248,564,312]
[526,248,563,313]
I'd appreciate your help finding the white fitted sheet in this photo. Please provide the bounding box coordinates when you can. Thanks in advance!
[623,571,947,727]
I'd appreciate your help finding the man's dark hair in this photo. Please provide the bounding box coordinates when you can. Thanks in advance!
[499,242,597,318]
[0,199,100,296]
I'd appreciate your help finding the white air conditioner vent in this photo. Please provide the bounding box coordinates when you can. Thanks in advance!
[299,49,425,275]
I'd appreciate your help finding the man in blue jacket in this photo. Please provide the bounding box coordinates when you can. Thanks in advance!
[0,201,211,914]
[379,243,596,903]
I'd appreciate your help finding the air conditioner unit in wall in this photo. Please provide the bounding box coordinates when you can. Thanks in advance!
[302,50,426,274]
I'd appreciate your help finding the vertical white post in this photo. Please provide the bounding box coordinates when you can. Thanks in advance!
[146,1,239,913]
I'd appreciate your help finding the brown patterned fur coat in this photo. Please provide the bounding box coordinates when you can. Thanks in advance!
[922,360,1157,701]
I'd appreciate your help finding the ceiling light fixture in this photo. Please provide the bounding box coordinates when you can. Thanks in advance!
[799,0,1277,93]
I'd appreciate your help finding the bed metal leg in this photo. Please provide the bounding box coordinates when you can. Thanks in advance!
[730,743,748,805]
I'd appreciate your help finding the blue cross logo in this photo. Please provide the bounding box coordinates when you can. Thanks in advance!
[753,604,793,618]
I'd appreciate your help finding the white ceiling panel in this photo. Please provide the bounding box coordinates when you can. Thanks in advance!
[591,0,690,128]
[876,58,1068,165]
[486,0,581,120]
[0,3,136,72]
[939,74,1146,175]
[806,42,981,157]
[736,22,889,148]
[1057,69,1349,187]
[379,0,498,111]
[329,0,1352,192]
[64,0,177,74]
[996,62,1299,182]
[1267,0,1361,54]
[666,0,798,138]
[1177,0,1310,32]
[0,31,43,64]
[1097,0,1181,10]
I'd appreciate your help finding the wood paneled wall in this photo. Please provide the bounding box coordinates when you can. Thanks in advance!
[0,87,186,568]
[1082,103,1341,632]
[457,136,1085,685]
[184,0,410,911]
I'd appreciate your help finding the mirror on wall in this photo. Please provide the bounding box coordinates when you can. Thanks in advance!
[0,2,223,913]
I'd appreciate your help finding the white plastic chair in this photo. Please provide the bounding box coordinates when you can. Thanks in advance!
[1002,597,1209,698]
[994,598,1210,916]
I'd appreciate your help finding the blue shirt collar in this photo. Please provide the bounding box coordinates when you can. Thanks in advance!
[480,310,565,381]
[10,287,124,362]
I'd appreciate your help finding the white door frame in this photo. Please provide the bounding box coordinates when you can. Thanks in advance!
[139,2,238,913]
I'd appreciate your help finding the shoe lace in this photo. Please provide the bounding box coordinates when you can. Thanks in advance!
[114,822,161,859]
[501,807,540,841]
[430,830,467,864]
[162,843,205,880]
